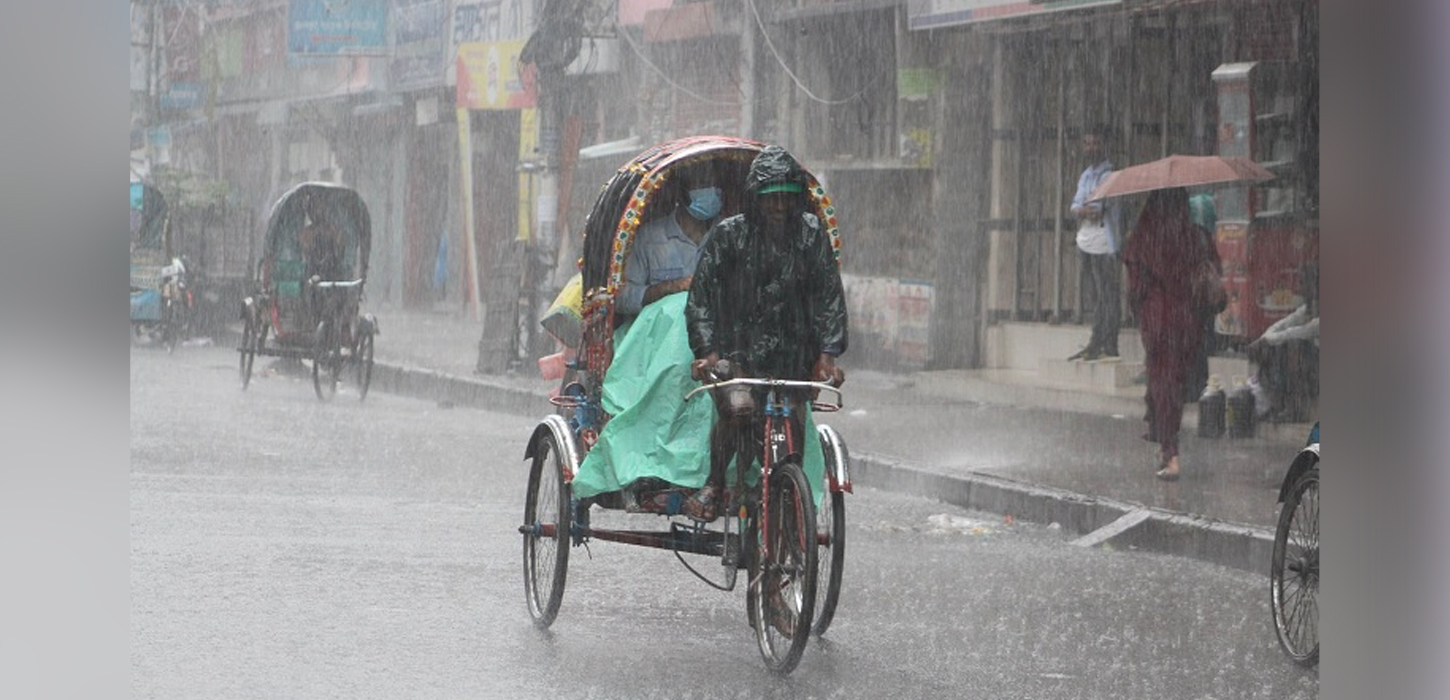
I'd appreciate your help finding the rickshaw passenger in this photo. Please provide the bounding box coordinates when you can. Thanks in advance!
[617,166,723,316]
[568,166,728,507]
[684,145,849,522]
[300,196,348,283]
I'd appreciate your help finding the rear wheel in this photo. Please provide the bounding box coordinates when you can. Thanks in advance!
[239,317,258,389]
[311,320,340,401]
[749,460,817,674]
[523,431,571,628]
[1271,466,1319,666]
[354,331,375,400]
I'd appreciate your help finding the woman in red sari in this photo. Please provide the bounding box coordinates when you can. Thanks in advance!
[1122,187,1217,481]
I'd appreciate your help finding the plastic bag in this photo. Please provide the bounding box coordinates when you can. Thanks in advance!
[540,273,584,348]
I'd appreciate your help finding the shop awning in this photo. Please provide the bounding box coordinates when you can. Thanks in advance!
[907,0,1122,31]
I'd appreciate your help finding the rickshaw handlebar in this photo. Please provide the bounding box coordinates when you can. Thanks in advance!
[685,377,844,413]
[311,278,363,290]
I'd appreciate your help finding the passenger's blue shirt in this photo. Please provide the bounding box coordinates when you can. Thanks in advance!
[619,211,709,316]
[1071,159,1123,254]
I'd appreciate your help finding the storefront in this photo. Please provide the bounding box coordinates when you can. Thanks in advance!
[913,0,1318,367]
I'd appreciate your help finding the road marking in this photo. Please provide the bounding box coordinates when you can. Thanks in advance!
[1070,507,1152,548]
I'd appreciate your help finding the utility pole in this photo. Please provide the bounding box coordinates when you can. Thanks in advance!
[515,0,581,361]
[148,0,162,176]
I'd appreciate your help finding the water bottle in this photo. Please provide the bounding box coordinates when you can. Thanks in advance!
[1227,377,1257,438]
[1197,375,1226,439]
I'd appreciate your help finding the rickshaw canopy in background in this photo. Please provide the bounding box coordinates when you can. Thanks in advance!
[1087,155,1275,202]
[131,181,172,324]
[130,181,169,252]
[260,182,373,285]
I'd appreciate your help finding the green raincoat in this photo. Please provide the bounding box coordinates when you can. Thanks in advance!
[570,294,825,503]
[685,145,848,378]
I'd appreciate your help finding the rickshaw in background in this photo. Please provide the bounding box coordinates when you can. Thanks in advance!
[520,136,853,674]
[1270,421,1319,666]
[237,182,378,401]
[130,181,192,352]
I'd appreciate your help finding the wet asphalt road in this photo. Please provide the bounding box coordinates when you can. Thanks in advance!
[131,343,1317,699]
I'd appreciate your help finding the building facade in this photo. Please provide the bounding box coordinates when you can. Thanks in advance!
[133,0,1319,373]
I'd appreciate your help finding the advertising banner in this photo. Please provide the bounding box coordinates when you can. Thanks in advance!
[288,0,389,56]
[842,274,934,368]
[456,39,536,110]
[907,0,1119,31]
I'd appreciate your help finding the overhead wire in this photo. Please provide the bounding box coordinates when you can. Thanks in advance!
[744,0,877,106]
[617,24,743,107]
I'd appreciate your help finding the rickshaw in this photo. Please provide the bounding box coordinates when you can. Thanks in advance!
[1270,421,1319,666]
[237,182,378,401]
[520,136,853,674]
[130,181,191,352]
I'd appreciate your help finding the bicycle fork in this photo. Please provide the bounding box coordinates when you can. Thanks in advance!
[751,389,801,584]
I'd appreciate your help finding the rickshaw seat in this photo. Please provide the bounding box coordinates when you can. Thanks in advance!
[273,258,306,298]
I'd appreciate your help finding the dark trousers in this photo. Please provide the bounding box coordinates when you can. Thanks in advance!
[1185,314,1215,402]
[1251,340,1319,420]
[706,387,807,489]
[1082,252,1121,355]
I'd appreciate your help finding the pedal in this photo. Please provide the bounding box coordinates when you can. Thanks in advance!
[634,489,687,516]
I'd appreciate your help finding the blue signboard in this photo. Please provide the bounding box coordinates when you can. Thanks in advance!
[288,0,389,56]
[160,82,204,111]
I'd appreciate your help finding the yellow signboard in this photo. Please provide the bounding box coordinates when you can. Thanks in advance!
[517,108,537,241]
[455,40,537,110]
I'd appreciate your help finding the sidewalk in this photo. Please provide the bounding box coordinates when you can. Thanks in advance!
[337,303,1313,573]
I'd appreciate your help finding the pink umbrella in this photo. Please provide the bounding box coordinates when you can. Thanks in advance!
[1087,155,1275,202]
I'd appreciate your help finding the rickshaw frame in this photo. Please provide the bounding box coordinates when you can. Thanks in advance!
[518,136,852,674]
[236,182,379,401]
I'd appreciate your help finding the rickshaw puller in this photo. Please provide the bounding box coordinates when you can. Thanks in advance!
[684,145,849,523]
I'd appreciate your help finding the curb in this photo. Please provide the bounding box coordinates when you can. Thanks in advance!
[367,357,1274,574]
[370,362,553,417]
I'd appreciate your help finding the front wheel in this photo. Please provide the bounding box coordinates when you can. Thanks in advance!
[162,298,181,353]
[748,461,817,674]
[523,431,571,628]
[1271,466,1319,666]
[354,331,375,401]
[239,317,258,389]
[312,320,341,401]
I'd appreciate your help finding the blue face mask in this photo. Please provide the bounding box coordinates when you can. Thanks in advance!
[686,187,723,221]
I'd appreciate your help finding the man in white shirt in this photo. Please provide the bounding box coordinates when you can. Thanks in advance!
[1067,126,1124,362]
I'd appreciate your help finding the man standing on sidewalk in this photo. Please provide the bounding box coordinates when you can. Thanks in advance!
[1067,126,1124,362]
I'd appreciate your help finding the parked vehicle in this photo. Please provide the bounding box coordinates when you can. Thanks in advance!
[130,181,191,351]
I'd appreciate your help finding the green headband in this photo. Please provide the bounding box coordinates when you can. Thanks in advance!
[757,182,804,195]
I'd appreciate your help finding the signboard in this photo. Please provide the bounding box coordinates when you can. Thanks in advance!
[619,0,673,26]
[1214,222,1249,338]
[842,274,934,368]
[288,0,389,56]
[392,0,448,89]
[907,0,1120,30]
[455,40,536,110]
[160,82,204,112]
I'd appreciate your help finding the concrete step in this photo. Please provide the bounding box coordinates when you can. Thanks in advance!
[1040,357,1146,392]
